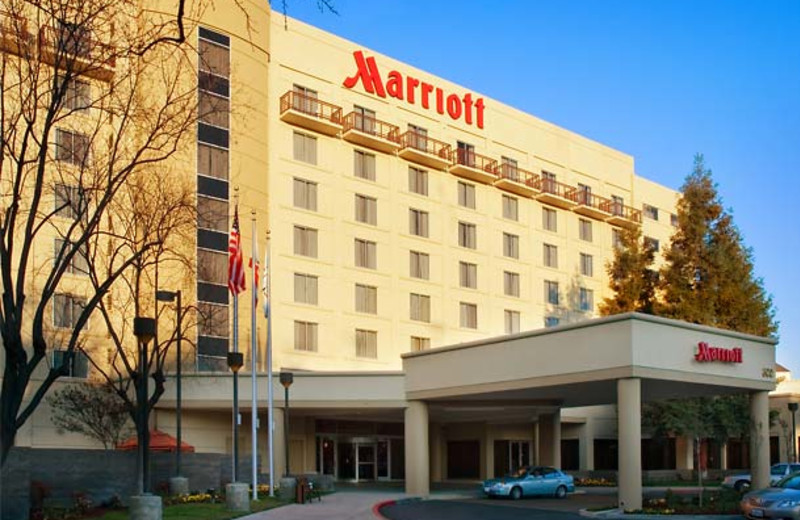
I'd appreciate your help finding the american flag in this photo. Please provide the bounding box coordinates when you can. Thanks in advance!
[228,206,246,295]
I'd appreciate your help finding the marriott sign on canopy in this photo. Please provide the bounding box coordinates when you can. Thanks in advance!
[343,51,486,129]
[694,341,743,364]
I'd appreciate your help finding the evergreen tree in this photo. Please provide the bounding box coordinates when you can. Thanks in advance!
[599,225,657,315]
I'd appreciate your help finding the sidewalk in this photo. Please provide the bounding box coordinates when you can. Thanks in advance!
[240,490,408,520]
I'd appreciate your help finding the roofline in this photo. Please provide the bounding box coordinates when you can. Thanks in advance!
[402,312,777,360]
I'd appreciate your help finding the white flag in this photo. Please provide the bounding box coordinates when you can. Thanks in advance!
[262,245,270,318]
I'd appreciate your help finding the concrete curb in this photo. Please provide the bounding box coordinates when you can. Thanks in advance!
[372,497,422,519]
[578,508,741,520]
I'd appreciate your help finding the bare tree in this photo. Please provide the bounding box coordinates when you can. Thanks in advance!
[0,0,200,466]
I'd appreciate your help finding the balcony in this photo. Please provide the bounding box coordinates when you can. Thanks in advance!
[449,149,498,184]
[342,112,401,153]
[574,191,612,220]
[279,90,343,136]
[1,10,34,56]
[494,163,540,197]
[604,202,642,229]
[38,25,115,81]
[537,178,578,209]
[398,131,452,170]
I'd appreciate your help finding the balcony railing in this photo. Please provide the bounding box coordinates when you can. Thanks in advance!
[449,149,498,183]
[279,90,343,135]
[603,201,642,227]
[494,163,540,196]
[1,10,35,54]
[574,191,612,219]
[537,178,578,209]
[398,131,451,169]
[342,112,401,153]
[38,25,115,80]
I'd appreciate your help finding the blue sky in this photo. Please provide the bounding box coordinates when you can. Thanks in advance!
[283,1,800,372]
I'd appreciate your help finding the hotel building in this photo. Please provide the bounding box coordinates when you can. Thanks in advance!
[2,1,787,510]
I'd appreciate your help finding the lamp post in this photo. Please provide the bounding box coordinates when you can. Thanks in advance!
[133,316,156,495]
[789,403,798,463]
[156,290,182,476]
[279,371,293,476]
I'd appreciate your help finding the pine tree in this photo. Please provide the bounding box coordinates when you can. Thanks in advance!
[599,224,657,315]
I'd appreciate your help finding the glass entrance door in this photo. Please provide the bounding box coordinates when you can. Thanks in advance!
[357,443,375,481]
[377,440,390,480]
[510,441,530,472]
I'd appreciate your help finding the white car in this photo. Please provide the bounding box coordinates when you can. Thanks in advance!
[723,463,800,492]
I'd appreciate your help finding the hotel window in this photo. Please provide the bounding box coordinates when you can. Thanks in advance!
[294,273,318,305]
[577,183,591,205]
[612,228,623,249]
[457,181,476,209]
[503,232,519,259]
[504,271,520,297]
[354,239,377,269]
[459,262,477,289]
[354,150,376,181]
[411,336,431,352]
[198,144,229,180]
[458,221,476,249]
[643,203,659,221]
[199,32,231,76]
[355,284,377,314]
[197,196,227,232]
[293,131,317,164]
[610,195,625,216]
[644,236,660,252]
[543,243,558,268]
[54,183,86,220]
[671,213,679,227]
[545,280,559,305]
[197,250,227,285]
[355,194,377,225]
[409,251,430,279]
[293,178,317,211]
[55,129,89,165]
[407,123,428,150]
[408,166,428,195]
[294,320,318,352]
[60,76,90,112]
[579,288,594,312]
[545,316,560,328]
[504,310,520,334]
[460,302,478,329]
[501,156,519,181]
[542,170,556,192]
[292,84,318,114]
[410,293,431,322]
[579,218,593,242]
[457,141,475,167]
[354,105,376,134]
[543,208,557,232]
[198,90,230,129]
[580,253,594,277]
[293,225,318,258]
[409,208,429,237]
[54,239,89,275]
[502,195,518,221]
[52,349,89,378]
[53,294,86,329]
[355,329,378,358]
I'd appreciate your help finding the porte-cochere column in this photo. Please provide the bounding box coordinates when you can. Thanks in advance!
[618,378,642,511]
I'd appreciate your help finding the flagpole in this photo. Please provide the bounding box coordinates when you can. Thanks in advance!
[250,211,258,500]
[229,194,243,485]
[266,230,275,497]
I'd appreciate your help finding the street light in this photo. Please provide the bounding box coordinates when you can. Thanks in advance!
[789,402,798,463]
[156,290,183,477]
[133,316,156,495]
[279,371,294,476]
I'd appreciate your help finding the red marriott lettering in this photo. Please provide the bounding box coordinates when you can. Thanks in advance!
[694,341,743,363]
[343,50,486,129]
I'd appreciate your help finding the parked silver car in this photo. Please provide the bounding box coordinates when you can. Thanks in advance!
[741,472,800,519]
[723,463,800,492]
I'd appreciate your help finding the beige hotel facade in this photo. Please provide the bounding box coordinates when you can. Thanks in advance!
[5,2,789,510]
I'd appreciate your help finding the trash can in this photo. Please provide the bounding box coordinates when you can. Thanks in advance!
[295,477,308,504]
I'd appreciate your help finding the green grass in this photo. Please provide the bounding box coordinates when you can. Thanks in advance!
[642,480,722,487]
[93,498,283,520]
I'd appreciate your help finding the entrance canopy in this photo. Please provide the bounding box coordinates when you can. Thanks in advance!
[116,429,195,453]
[402,313,775,407]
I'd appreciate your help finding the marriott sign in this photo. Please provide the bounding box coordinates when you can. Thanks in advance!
[694,341,743,364]
[343,51,486,129]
